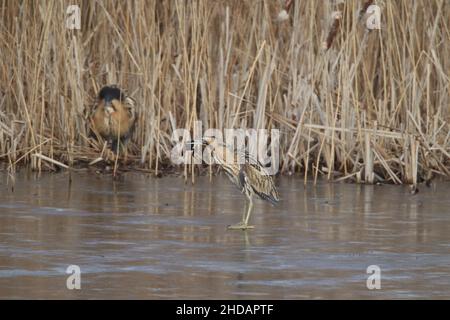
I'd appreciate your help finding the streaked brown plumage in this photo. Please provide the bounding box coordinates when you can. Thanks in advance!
[90,85,136,153]
[192,137,279,230]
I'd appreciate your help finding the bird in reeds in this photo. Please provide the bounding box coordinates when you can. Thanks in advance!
[189,137,279,230]
[90,85,136,154]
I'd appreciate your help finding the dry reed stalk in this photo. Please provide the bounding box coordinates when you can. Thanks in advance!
[0,0,447,184]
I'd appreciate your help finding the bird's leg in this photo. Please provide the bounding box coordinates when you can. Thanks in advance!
[228,196,254,230]
[244,197,253,225]
[242,200,248,221]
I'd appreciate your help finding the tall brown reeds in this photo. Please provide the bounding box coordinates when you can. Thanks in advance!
[0,0,448,185]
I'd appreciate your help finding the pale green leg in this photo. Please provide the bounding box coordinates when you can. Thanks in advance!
[244,198,253,225]
[228,196,254,230]
[242,201,248,221]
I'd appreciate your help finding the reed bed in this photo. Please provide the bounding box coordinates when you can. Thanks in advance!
[0,0,449,185]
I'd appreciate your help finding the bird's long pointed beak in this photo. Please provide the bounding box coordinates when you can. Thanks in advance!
[185,139,203,151]
[190,140,204,145]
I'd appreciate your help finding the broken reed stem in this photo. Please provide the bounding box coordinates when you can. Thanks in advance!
[364,131,374,184]
[32,153,69,169]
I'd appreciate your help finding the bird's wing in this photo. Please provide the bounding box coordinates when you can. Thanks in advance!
[241,163,279,204]
[123,96,136,119]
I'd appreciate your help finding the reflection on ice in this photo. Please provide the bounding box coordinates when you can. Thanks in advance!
[0,171,449,299]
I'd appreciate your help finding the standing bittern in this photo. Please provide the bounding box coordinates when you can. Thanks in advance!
[189,137,279,230]
[90,85,136,154]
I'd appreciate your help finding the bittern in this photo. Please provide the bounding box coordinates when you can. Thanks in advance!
[90,85,136,153]
[189,137,279,230]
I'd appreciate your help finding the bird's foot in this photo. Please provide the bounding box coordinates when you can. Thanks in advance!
[227,222,254,230]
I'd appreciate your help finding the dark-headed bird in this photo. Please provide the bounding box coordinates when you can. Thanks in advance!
[90,85,136,153]
[189,137,279,230]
